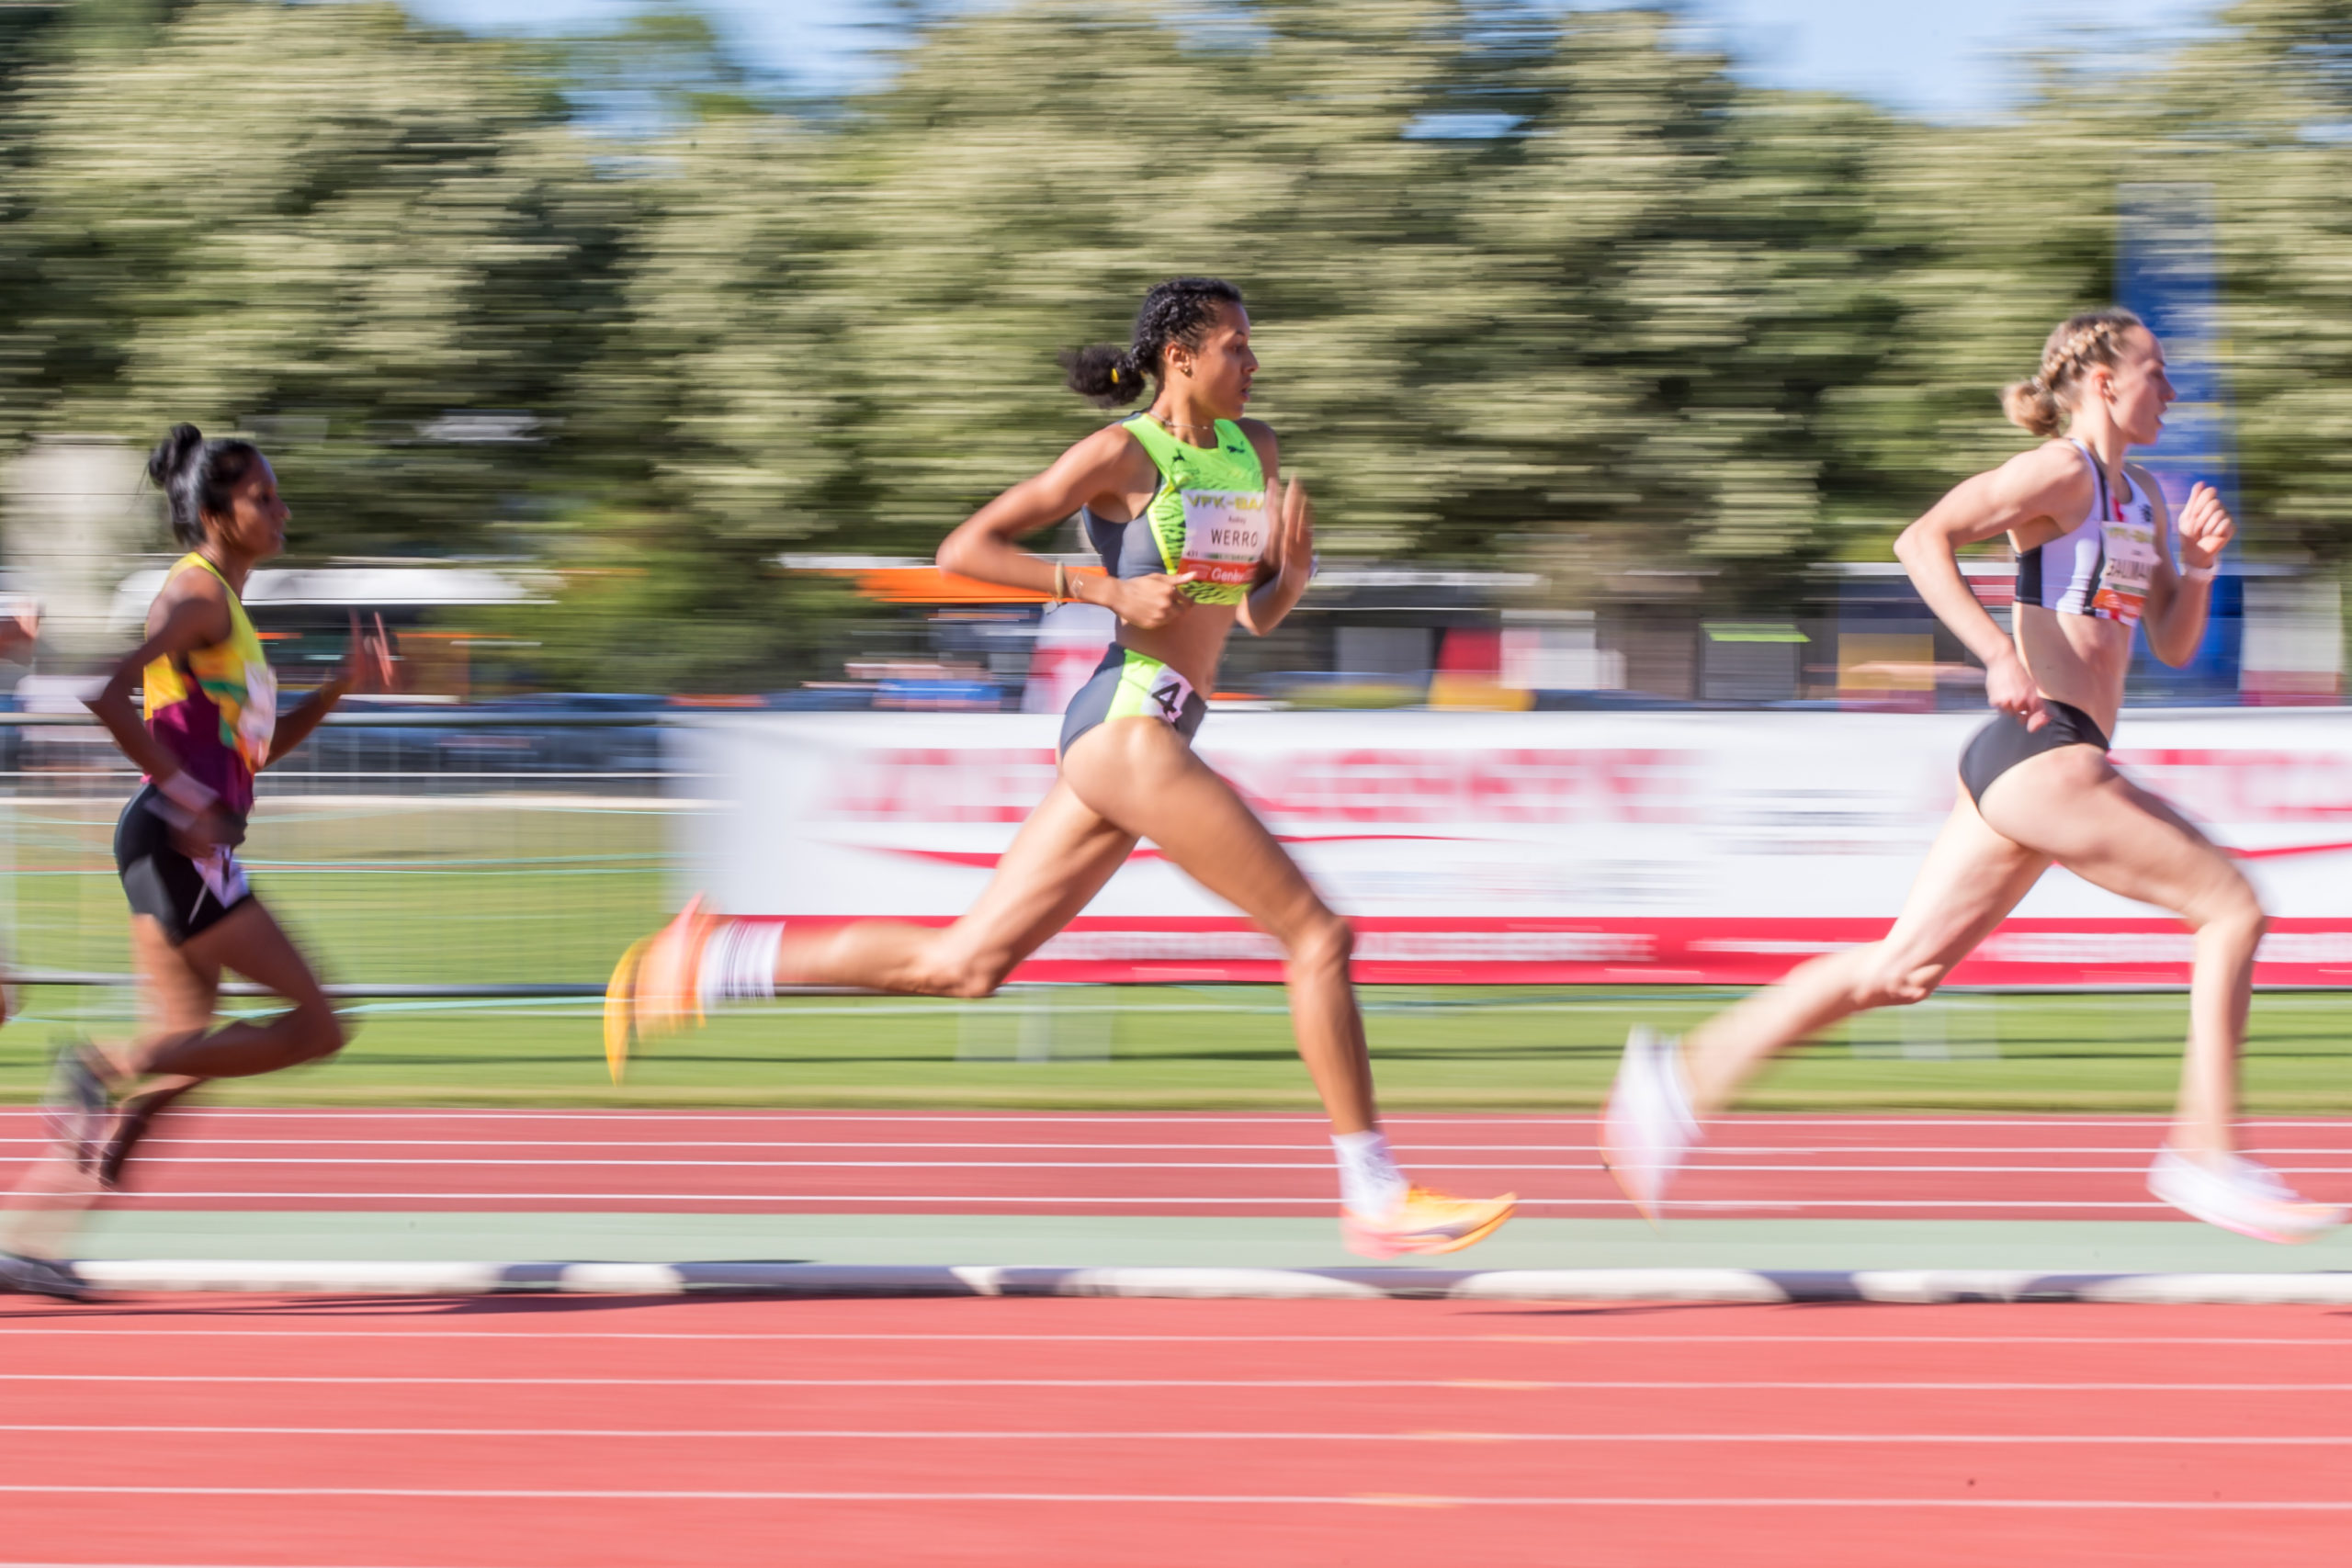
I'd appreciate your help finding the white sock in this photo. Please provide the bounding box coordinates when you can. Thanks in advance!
[1331,1129,1408,1218]
[698,920,782,1010]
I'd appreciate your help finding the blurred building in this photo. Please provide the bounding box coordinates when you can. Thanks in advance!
[782,548,2345,716]
[3,437,152,665]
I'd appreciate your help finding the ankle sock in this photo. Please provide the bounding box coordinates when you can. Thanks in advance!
[1331,1128,1408,1217]
[697,919,782,1010]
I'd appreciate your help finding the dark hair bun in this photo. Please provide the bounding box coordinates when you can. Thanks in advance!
[145,423,264,547]
[1060,344,1147,407]
[146,423,205,491]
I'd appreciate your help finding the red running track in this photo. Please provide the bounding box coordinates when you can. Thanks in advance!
[6,1108,2352,1218]
[1,1292,2348,1566]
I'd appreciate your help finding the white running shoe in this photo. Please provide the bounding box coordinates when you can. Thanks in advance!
[1601,1025,1702,1223]
[2148,1145,2346,1245]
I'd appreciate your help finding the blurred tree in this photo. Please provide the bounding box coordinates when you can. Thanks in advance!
[1,0,629,558]
[2176,0,2352,560]
[508,107,865,694]
[1815,96,2125,557]
[5,0,2351,692]
[1435,14,1902,604]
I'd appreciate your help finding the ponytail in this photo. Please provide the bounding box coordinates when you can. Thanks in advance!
[1060,344,1148,407]
[2001,376,2065,439]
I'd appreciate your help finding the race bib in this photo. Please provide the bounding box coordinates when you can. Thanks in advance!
[237,658,278,771]
[1177,489,1270,588]
[2091,516,2159,626]
[1138,660,1197,725]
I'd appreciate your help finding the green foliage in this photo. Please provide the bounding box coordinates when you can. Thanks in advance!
[6,0,2352,687]
[2,1,629,556]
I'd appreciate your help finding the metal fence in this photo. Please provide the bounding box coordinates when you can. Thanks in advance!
[0,711,683,1006]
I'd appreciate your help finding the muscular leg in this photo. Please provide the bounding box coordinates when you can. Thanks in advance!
[1682,786,2051,1114]
[1976,746,2263,1158]
[773,779,1139,998]
[1060,719,1376,1134]
[119,900,343,1080]
[97,918,221,1187]
[5,919,225,1247]
[759,717,1374,1132]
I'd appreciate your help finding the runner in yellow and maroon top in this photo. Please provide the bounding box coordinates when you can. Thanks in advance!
[5,425,390,1301]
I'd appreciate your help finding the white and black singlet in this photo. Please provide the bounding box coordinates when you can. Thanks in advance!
[1958,440,2170,804]
[2013,439,2163,629]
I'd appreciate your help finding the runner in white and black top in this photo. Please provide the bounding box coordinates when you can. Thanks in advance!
[1602,308,2345,1245]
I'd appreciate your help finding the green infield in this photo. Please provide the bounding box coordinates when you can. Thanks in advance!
[0,794,671,986]
[1,983,2347,1111]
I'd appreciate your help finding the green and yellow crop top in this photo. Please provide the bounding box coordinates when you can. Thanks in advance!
[1081,414,1270,606]
[142,552,277,818]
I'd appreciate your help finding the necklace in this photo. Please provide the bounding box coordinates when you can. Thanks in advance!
[1148,412,1219,439]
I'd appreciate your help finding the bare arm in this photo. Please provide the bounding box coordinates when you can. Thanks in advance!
[1237,423,1310,637]
[1892,441,2093,731]
[2141,474,2230,668]
[935,426,1196,632]
[267,611,393,763]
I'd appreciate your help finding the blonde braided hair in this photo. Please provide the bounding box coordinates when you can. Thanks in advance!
[2002,309,2143,438]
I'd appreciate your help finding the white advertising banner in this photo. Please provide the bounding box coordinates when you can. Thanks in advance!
[676,708,2352,987]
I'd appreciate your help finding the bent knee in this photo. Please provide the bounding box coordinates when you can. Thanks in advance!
[1284,912,1353,974]
[920,951,1014,1000]
[2190,891,2267,943]
[296,1002,346,1063]
[936,970,1007,1001]
[1852,952,1950,1010]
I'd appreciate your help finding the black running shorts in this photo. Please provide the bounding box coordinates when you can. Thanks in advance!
[114,784,254,947]
[1957,697,2110,807]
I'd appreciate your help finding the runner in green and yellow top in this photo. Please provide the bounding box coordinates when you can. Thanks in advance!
[9,425,391,1301]
[606,277,1514,1259]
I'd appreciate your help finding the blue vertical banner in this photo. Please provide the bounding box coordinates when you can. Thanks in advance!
[2115,182,2241,704]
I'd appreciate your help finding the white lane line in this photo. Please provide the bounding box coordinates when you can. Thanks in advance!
[14,1110,2343,1126]
[26,1159,1348,1169]
[18,1139,2307,1155]
[0,1158,2262,1174]
[28,1194,2173,1213]
[3,1424,2346,1445]
[15,1111,2310,1127]
[0,1375,2338,1391]
[8,1331,2346,1347]
[9,1333,2352,1348]
[0,1112,1353,1125]
[0,1485,2345,1508]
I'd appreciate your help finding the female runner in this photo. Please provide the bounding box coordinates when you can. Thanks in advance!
[1603,308,2344,1243]
[607,277,1515,1258]
[10,424,390,1298]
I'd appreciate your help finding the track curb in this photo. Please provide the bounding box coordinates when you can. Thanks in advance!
[45,1260,2352,1304]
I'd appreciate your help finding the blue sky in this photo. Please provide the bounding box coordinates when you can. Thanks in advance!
[389,0,2225,122]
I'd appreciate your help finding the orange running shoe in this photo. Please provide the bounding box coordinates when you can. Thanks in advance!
[604,895,719,1083]
[1340,1186,1517,1260]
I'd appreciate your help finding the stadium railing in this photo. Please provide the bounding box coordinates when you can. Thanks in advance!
[0,709,679,1005]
